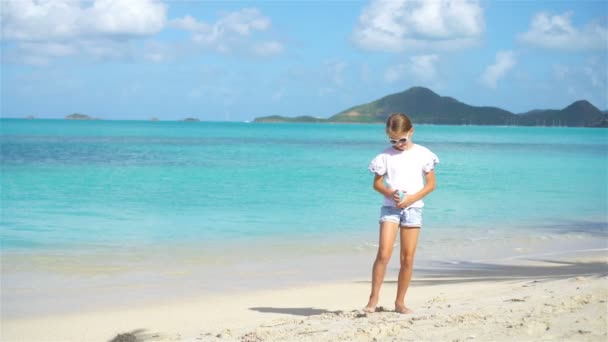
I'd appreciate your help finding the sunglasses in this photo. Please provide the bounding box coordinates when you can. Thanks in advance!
[389,136,408,145]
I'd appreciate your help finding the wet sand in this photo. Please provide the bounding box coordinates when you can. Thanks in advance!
[2,253,606,341]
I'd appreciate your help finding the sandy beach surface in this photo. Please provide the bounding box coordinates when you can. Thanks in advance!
[2,253,607,342]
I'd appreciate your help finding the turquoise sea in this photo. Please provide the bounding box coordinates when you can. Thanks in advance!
[1,119,607,317]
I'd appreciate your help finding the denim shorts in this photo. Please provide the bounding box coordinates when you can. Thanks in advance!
[379,206,423,228]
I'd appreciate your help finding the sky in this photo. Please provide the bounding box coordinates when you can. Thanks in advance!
[1,0,607,121]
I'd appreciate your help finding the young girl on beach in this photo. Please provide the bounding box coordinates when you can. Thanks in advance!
[364,113,439,314]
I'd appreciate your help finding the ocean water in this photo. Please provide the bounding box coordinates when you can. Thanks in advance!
[1,119,607,317]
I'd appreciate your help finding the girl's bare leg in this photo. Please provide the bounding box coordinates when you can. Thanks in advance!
[363,221,399,312]
[395,227,420,314]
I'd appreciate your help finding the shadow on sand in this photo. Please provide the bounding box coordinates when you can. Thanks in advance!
[248,307,342,316]
[379,260,608,286]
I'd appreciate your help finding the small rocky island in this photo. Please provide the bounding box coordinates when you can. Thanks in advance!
[183,118,200,122]
[65,113,95,120]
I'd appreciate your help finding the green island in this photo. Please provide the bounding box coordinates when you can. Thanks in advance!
[65,113,97,120]
[254,87,608,127]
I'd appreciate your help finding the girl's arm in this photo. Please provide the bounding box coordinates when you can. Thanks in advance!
[397,170,436,208]
[373,174,396,198]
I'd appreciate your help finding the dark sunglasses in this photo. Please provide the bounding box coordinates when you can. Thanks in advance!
[389,136,408,145]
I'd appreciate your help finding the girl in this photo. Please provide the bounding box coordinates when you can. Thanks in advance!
[364,113,439,314]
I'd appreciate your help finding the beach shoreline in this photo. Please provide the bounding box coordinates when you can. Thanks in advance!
[2,229,606,319]
[2,251,606,341]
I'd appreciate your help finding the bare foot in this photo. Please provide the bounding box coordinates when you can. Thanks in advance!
[363,296,379,313]
[395,304,413,314]
[362,306,376,313]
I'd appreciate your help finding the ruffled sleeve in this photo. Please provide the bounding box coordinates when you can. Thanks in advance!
[368,154,386,175]
[422,150,439,173]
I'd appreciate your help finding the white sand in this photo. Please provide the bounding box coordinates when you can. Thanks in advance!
[2,263,607,342]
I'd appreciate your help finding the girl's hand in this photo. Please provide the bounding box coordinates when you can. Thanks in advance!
[396,194,414,209]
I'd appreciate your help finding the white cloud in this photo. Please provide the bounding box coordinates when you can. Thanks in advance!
[188,87,203,99]
[353,0,484,52]
[384,64,408,83]
[1,0,167,65]
[324,60,347,86]
[80,40,131,59]
[20,55,51,67]
[584,65,603,88]
[360,64,372,83]
[5,39,134,66]
[271,88,285,102]
[89,0,166,36]
[253,41,284,57]
[410,54,439,83]
[553,64,570,81]
[171,15,209,32]
[553,58,607,89]
[384,54,439,84]
[144,53,165,63]
[1,0,167,41]
[553,58,608,108]
[318,86,336,97]
[480,51,517,89]
[519,12,608,50]
[19,42,77,57]
[142,41,170,63]
[220,8,271,35]
[170,8,282,57]
[1,1,81,41]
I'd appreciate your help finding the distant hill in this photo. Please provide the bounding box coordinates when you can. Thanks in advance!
[254,87,607,127]
[515,100,607,127]
[183,118,200,122]
[330,87,513,125]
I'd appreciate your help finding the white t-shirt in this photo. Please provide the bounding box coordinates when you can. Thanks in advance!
[368,144,439,208]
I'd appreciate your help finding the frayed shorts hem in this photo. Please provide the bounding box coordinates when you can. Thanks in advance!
[378,206,423,228]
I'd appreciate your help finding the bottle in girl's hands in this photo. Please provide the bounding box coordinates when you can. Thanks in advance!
[384,178,405,201]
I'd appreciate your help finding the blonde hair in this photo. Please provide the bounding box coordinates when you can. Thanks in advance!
[386,113,412,135]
